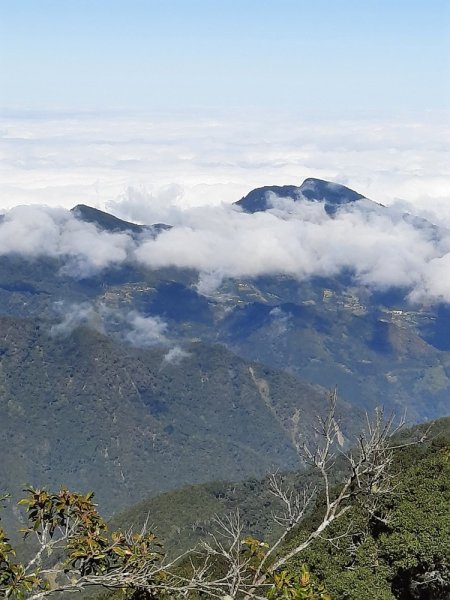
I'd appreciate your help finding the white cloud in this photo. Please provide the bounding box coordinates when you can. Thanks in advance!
[269,307,291,335]
[106,184,185,225]
[1,110,448,225]
[3,192,450,305]
[132,198,441,294]
[124,312,168,347]
[0,205,134,278]
[50,302,105,337]
[163,346,191,365]
[50,302,171,349]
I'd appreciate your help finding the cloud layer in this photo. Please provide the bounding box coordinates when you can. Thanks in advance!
[1,108,449,304]
[132,197,450,303]
[0,205,133,278]
[1,110,449,226]
[2,190,450,304]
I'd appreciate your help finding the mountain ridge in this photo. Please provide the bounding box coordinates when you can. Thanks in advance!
[234,177,367,214]
[71,203,171,236]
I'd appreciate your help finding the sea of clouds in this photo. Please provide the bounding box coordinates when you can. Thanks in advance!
[0,110,449,305]
[1,109,449,218]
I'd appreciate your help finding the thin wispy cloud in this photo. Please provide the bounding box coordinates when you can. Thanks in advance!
[163,346,191,365]
[51,301,171,350]
[50,301,106,337]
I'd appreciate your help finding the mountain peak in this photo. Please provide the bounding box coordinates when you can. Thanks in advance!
[71,204,145,234]
[299,178,366,205]
[71,204,170,236]
[234,178,366,214]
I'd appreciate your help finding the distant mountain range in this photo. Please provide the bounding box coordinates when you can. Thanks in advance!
[1,178,450,519]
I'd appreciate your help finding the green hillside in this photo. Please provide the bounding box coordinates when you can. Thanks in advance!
[0,315,356,522]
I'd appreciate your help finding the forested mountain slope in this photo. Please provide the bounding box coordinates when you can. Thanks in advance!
[0,315,355,519]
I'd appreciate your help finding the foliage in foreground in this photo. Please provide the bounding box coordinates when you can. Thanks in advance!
[0,486,331,600]
[104,419,450,600]
[290,435,450,599]
[0,488,165,599]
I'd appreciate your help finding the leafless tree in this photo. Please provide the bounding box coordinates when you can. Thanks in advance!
[166,390,426,600]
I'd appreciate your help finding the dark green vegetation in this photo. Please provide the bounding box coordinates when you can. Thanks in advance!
[105,418,450,599]
[0,314,357,525]
[293,419,450,599]
[0,487,170,600]
[111,474,299,558]
[0,487,332,600]
[1,414,448,598]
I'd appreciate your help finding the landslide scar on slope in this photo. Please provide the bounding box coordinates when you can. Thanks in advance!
[248,366,298,448]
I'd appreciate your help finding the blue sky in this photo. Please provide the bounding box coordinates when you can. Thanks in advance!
[1,0,449,115]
